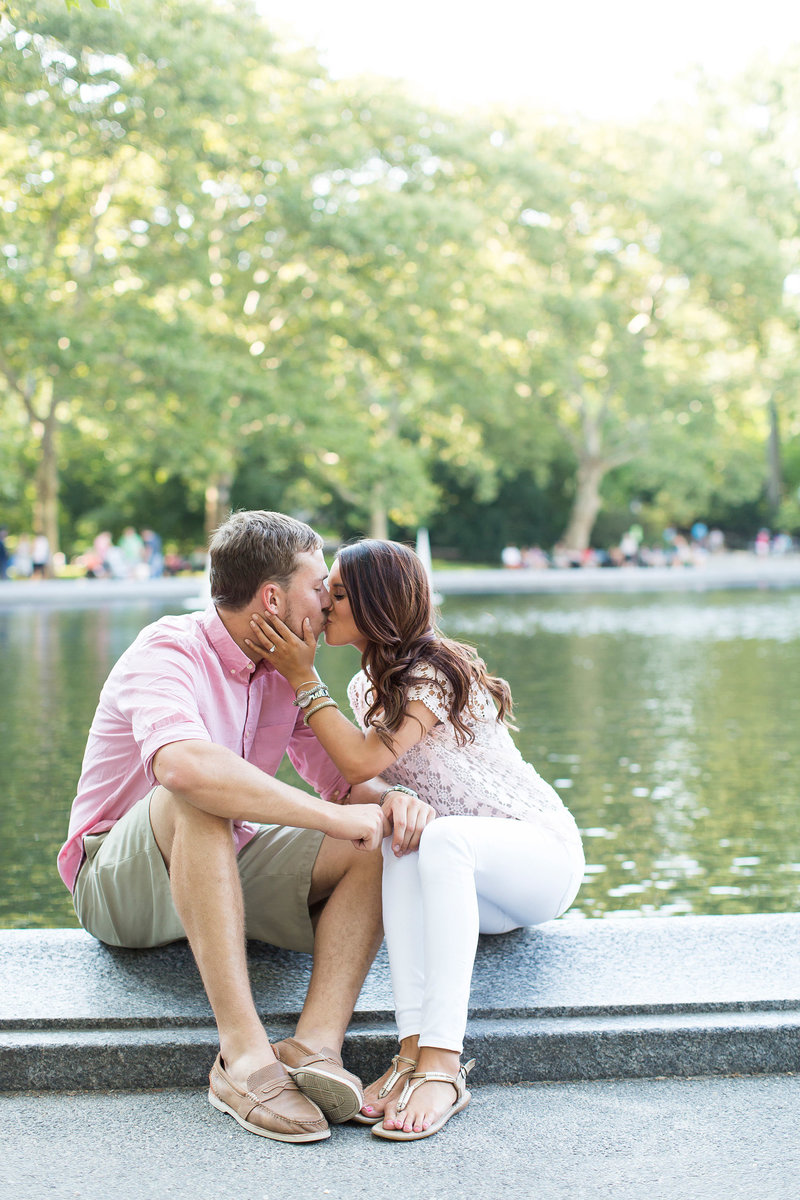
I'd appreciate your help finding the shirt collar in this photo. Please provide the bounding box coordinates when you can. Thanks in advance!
[200,603,258,679]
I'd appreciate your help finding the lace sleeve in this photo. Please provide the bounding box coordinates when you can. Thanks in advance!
[346,671,369,730]
[404,662,452,725]
[348,663,452,728]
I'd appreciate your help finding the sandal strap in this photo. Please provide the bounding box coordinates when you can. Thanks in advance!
[396,1070,460,1114]
[377,1054,417,1100]
[394,1059,476,1113]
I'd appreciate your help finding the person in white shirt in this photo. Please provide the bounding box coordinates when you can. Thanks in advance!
[31,531,50,578]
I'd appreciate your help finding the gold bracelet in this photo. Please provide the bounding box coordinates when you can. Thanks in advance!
[304,698,339,725]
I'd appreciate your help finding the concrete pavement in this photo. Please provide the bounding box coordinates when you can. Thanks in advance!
[5,1073,799,1200]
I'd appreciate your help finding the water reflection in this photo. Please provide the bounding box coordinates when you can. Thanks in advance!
[441,591,800,920]
[1,590,798,927]
[450,590,800,642]
[0,604,176,928]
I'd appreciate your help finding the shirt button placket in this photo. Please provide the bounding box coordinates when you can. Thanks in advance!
[243,670,258,755]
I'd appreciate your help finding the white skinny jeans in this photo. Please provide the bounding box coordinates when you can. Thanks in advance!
[381,815,584,1053]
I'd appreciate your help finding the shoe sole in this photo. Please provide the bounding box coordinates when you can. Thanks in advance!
[284,1066,363,1124]
[371,1091,471,1141]
[208,1088,330,1142]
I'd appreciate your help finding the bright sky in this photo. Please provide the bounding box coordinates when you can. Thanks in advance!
[255,0,800,120]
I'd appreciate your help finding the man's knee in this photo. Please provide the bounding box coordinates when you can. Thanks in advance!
[149,785,233,869]
[308,835,382,907]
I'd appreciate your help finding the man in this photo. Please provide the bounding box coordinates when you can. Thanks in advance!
[58,510,435,1143]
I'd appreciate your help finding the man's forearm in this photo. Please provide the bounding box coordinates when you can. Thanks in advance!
[153,739,343,835]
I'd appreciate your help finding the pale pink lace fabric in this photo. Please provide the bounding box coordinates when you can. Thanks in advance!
[347,664,582,853]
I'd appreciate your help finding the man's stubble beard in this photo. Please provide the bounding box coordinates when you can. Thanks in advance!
[283,600,325,641]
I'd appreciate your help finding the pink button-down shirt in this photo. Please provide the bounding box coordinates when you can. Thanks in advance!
[58,604,349,892]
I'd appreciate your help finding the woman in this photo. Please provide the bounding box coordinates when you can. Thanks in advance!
[245,540,584,1141]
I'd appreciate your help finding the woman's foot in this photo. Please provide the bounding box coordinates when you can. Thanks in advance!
[357,1037,418,1123]
[380,1047,461,1134]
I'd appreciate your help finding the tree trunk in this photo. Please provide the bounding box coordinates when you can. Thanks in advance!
[766,396,782,517]
[204,472,233,542]
[33,393,60,576]
[369,482,389,540]
[561,457,606,552]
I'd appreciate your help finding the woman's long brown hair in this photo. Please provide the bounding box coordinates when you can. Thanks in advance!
[336,539,513,749]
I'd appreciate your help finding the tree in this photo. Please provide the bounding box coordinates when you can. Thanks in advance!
[3,7,798,561]
[473,93,800,550]
[470,119,687,550]
[654,56,800,530]
[0,2,248,553]
[0,0,351,550]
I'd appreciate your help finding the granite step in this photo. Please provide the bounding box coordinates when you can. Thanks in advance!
[3,913,799,1090]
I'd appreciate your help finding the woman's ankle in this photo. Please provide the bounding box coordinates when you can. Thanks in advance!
[398,1034,420,1061]
[416,1046,461,1075]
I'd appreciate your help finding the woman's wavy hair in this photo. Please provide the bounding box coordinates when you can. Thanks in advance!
[336,539,513,747]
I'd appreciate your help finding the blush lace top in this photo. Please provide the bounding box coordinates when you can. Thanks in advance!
[347,663,583,854]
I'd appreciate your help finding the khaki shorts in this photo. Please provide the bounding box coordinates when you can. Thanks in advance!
[73,790,324,953]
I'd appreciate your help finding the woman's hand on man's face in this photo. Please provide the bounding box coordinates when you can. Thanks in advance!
[245,612,318,686]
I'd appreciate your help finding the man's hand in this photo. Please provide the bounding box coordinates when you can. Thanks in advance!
[327,801,389,853]
[380,787,436,857]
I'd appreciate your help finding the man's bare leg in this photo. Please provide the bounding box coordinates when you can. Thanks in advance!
[292,835,384,1053]
[149,786,275,1084]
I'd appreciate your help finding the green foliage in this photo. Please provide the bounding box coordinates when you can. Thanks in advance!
[1,2,799,558]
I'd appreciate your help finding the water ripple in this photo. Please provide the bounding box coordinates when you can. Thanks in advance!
[444,596,800,642]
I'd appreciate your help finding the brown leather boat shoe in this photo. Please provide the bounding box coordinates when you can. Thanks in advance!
[208,1054,330,1142]
[273,1037,363,1124]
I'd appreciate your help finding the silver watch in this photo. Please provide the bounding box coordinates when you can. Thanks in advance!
[294,686,328,709]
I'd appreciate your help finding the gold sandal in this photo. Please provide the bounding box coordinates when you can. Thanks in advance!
[351,1053,417,1125]
[372,1059,475,1141]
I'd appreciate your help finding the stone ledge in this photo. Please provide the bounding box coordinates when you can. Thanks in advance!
[2,555,799,612]
[2,914,799,1090]
[5,1009,800,1093]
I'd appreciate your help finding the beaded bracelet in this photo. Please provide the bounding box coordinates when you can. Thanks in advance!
[379,784,420,804]
[304,698,339,725]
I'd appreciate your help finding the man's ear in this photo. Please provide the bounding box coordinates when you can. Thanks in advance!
[260,583,282,614]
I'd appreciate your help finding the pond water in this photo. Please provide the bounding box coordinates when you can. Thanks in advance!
[2,588,799,927]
